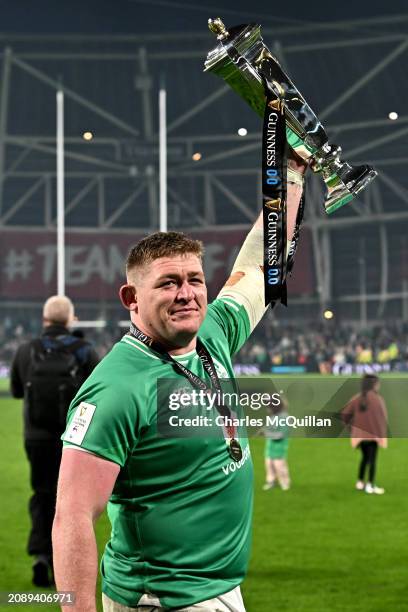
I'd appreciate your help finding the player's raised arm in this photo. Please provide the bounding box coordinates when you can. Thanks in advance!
[52,448,120,612]
[218,154,308,333]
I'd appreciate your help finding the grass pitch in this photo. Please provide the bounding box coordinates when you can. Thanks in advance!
[0,378,407,611]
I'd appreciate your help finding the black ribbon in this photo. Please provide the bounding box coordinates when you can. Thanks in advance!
[259,63,288,307]
[286,191,305,276]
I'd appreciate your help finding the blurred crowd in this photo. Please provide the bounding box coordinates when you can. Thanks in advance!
[235,319,404,373]
[1,315,407,375]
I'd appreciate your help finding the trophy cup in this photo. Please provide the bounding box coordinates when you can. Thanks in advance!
[204,18,377,214]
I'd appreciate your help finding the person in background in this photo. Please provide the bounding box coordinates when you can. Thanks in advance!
[355,344,373,365]
[342,374,388,495]
[263,397,290,491]
[10,296,99,587]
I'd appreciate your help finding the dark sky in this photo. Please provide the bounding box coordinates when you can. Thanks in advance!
[0,0,407,34]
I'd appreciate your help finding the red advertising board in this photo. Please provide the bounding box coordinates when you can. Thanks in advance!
[0,228,314,301]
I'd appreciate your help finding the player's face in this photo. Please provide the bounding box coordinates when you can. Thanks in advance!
[134,254,207,348]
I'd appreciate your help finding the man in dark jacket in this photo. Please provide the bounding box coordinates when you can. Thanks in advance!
[10,295,99,587]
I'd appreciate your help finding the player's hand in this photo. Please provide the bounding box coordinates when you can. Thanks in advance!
[287,147,309,176]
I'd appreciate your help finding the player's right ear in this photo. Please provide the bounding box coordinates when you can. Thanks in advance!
[119,284,137,311]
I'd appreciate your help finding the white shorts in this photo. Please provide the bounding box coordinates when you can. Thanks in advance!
[102,585,246,612]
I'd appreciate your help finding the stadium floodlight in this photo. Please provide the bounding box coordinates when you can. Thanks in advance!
[388,112,398,121]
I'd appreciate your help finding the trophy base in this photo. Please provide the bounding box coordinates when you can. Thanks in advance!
[324,165,378,214]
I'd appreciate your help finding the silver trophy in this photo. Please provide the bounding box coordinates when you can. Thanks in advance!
[204,18,377,214]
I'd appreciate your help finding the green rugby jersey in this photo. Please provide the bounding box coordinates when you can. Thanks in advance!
[62,298,253,608]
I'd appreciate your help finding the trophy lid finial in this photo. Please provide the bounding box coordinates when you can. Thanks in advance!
[208,17,229,40]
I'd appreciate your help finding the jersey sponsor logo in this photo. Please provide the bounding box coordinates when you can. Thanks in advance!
[222,444,250,476]
[63,401,96,445]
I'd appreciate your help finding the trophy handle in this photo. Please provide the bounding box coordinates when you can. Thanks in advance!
[205,19,378,215]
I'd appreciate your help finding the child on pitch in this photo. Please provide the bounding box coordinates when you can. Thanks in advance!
[342,374,388,494]
[263,397,290,491]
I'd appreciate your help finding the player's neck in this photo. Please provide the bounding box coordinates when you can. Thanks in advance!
[168,338,197,356]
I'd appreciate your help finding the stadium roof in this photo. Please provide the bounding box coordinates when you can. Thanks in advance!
[0,0,407,315]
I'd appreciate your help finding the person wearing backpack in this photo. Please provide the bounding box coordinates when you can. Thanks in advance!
[10,295,99,587]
